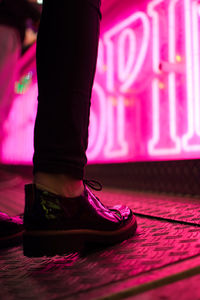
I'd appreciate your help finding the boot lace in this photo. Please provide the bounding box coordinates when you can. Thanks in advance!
[83,179,102,191]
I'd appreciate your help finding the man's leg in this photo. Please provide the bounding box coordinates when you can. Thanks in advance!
[23,0,137,257]
[33,0,101,196]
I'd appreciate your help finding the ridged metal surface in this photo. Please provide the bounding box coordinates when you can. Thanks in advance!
[1,217,200,300]
[128,273,200,300]
[101,189,200,226]
[1,169,200,299]
[86,159,200,196]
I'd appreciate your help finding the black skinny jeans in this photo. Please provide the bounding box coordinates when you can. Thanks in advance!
[33,0,101,179]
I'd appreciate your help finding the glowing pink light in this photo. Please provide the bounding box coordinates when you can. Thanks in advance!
[3,0,200,165]
[148,0,181,155]
[104,96,128,158]
[2,84,37,163]
[104,11,150,92]
[87,83,107,159]
[147,0,162,74]
[192,2,200,137]
[97,39,105,74]
[148,0,164,155]
[167,0,181,152]
[118,29,136,82]
[182,0,200,151]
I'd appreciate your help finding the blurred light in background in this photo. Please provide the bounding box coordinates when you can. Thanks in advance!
[1,0,200,165]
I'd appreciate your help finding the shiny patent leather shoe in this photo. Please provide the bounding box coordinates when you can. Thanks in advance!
[23,182,137,257]
[0,212,23,249]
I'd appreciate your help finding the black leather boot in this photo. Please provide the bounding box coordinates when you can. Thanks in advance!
[23,182,137,257]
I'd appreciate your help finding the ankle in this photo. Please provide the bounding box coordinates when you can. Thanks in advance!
[34,172,84,198]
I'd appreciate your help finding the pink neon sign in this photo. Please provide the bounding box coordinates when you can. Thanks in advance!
[2,0,200,164]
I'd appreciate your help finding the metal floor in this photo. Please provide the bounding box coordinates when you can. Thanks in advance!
[0,169,200,300]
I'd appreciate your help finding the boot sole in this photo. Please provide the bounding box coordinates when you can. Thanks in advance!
[23,217,137,257]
